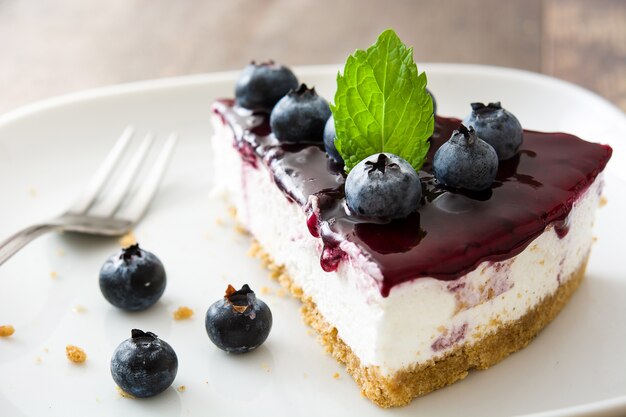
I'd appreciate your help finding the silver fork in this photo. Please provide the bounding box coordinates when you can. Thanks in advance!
[0,126,178,266]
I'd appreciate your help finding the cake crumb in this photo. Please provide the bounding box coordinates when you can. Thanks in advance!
[50,271,58,279]
[116,386,135,398]
[118,231,137,247]
[66,345,87,363]
[215,217,225,226]
[269,268,282,280]
[72,305,87,313]
[599,196,608,207]
[204,380,209,385]
[173,306,194,320]
[276,288,286,297]
[292,286,303,297]
[227,206,237,219]
[0,325,15,337]
[177,385,186,392]
[538,259,545,266]
[306,329,314,336]
[333,372,340,379]
[260,362,270,372]
[593,236,598,243]
[43,347,49,353]
[234,224,249,235]
[248,242,262,257]
[35,356,43,364]
[259,286,272,295]
[436,325,447,334]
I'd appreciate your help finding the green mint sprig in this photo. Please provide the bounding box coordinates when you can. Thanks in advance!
[331,29,434,172]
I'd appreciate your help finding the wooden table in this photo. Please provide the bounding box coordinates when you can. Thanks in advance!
[0,0,624,114]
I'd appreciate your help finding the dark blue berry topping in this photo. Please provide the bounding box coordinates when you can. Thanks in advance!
[345,153,422,220]
[110,329,178,398]
[270,84,331,143]
[205,284,272,354]
[99,244,166,311]
[323,114,343,164]
[235,61,299,111]
[433,124,498,192]
[462,102,523,160]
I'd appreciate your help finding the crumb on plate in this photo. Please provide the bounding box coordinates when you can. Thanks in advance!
[333,372,340,379]
[259,286,272,295]
[72,305,87,313]
[116,386,135,398]
[119,231,137,247]
[177,385,186,392]
[247,242,262,257]
[50,271,58,279]
[0,325,15,337]
[66,345,87,363]
[173,306,194,320]
[227,206,237,219]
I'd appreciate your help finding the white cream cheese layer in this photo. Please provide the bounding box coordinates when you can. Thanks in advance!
[211,117,601,376]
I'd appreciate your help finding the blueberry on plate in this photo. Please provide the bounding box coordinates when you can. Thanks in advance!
[433,124,499,192]
[99,244,166,311]
[462,102,523,160]
[345,153,422,220]
[111,329,178,398]
[205,284,272,354]
[323,114,344,164]
[235,61,299,111]
[270,84,331,143]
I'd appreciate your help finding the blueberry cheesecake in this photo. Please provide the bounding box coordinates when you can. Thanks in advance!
[210,29,612,407]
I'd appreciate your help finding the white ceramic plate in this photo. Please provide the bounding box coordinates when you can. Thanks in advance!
[0,65,625,417]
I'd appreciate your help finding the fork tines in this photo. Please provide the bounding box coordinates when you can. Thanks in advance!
[68,126,178,221]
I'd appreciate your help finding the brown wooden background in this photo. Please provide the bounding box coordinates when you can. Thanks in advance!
[1,0,624,114]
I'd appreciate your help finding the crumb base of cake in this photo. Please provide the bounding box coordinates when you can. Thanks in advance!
[248,239,589,408]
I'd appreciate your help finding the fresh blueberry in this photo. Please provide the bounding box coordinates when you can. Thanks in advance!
[323,114,343,163]
[433,124,499,192]
[110,329,178,398]
[205,284,272,354]
[270,84,331,143]
[462,102,523,160]
[99,244,166,311]
[345,153,422,219]
[235,61,299,111]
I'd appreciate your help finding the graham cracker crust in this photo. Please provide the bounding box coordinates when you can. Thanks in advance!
[248,240,588,408]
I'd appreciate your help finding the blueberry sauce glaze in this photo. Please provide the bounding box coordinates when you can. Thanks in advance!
[212,99,612,297]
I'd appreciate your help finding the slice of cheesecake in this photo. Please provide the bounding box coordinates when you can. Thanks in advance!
[210,96,611,407]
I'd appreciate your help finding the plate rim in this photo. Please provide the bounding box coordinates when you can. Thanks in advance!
[1,63,624,129]
[0,63,625,417]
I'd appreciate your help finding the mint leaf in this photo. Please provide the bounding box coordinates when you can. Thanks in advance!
[331,29,434,172]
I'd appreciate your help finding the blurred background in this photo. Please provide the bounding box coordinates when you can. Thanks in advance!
[1,0,624,114]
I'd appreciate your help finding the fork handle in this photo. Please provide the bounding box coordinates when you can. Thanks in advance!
[0,223,60,266]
